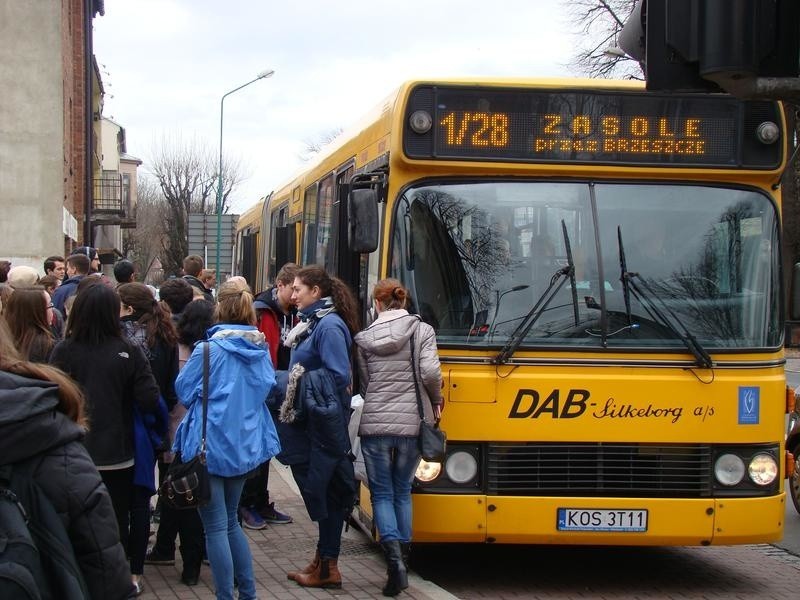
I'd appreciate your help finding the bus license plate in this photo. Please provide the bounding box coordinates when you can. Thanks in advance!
[557,508,648,532]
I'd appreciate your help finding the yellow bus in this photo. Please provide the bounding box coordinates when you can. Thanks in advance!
[236,78,791,546]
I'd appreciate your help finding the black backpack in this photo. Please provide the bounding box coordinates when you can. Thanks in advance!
[0,460,89,600]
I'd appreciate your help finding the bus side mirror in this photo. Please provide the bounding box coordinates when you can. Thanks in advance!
[348,188,378,253]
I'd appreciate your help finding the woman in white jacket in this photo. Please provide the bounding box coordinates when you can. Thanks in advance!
[354,278,443,597]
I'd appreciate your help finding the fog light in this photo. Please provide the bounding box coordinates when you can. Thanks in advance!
[415,459,441,483]
[748,453,778,485]
[445,451,478,484]
[714,453,745,486]
[409,110,433,134]
[756,121,779,144]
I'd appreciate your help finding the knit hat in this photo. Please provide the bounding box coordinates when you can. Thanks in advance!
[71,246,99,260]
[7,265,40,288]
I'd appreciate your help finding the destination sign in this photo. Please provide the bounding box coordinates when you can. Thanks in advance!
[402,86,782,169]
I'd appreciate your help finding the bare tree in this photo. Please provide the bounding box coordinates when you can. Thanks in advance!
[299,127,344,162]
[148,135,246,276]
[564,0,643,79]
[122,175,166,283]
[565,1,800,328]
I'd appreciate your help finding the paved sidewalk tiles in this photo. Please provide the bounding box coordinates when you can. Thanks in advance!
[141,463,451,599]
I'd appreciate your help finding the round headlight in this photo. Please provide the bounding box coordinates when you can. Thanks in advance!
[444,451,478,484]
[714,453,745,486]
[756,121,780,145]
[748,453,778,486]
[415,459,442,483]
[409,110,433,134]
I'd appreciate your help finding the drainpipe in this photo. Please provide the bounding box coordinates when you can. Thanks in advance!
[83,0,93,245]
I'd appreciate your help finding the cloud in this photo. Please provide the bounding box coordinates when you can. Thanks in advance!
[95,0,575,213]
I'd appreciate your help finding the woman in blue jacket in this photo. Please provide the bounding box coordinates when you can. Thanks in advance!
[173,280,280,600]
[282,265,359,589]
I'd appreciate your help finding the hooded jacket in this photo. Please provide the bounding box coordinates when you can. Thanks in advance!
[355,310,443,437]
[173,323,281,477]
[0,370,134,599]
[182,275,214,303]
[254,287,297,370]
[51,274,84,316]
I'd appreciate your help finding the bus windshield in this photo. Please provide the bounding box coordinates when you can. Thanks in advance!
[391,181,781,350]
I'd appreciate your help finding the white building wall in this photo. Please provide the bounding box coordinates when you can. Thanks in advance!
[0,1,67,271]
[100,117,121,171]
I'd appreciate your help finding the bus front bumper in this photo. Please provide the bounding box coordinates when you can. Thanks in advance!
[410,493,785,545]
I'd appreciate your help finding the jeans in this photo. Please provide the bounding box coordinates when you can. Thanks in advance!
[290,463,346,558]
[198,475,256,600]
[361,436,420,543]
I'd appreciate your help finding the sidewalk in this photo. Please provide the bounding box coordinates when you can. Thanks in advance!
[141,462,454,599]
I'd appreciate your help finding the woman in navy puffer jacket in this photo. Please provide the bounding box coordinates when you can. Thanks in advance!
[280,265,360,590]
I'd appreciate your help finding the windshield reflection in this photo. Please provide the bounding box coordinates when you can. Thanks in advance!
[390,181,780,350]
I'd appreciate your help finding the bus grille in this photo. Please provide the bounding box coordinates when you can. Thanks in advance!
[486,443,712,497]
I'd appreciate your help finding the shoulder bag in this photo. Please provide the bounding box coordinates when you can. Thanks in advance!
[410,333,446,462]
[159,342,211,510]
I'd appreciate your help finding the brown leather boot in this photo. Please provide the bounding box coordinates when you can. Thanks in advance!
[287,550,320,581]
[294,557,342,589]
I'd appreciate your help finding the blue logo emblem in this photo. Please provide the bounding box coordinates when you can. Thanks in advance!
[738,387,759,425]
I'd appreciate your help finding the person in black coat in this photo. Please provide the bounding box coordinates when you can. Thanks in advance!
[0,319,135,599]
[50,284,160,596]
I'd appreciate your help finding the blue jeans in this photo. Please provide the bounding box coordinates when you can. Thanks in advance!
[198,475,256,600]
[361,436,420,543]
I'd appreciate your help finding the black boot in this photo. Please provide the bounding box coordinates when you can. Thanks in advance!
[399,542,411,567]
[381,540,408,596]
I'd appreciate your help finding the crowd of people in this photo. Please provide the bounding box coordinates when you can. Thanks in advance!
[0,249,443,600]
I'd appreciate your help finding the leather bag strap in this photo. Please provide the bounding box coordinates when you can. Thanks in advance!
[409,333,426,421]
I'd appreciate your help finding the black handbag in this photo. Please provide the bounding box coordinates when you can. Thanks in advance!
[159,342,211,510]
[410,333,446,462]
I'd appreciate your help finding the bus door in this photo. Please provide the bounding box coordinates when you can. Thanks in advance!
[239,229,259,287]
[270,201,290,284]
[334,165,358,291]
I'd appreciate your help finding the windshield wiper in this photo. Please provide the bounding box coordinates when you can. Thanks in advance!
[493,265,572,364]
[562,220,580,328]
[494,222,578,365]
[617,226,633,328]
[617,230,713,369]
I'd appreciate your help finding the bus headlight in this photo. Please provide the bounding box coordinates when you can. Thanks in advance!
[748,453,778,486]
[445,451,478,484]
[415,459,442,483]
[714,453,745,486]
[756,121,780,144]
[409,110,433,134]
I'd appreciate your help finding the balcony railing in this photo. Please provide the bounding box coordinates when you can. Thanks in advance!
[93,174,124,214]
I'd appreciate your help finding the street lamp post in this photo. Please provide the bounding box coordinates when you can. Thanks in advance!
[215,69,274,291]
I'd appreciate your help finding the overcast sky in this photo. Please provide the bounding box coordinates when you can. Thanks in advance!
[94,0,579,213]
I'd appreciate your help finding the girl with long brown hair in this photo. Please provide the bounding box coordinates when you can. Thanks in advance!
[281,265,359,589]
[3,287,55,362]
[117,282,178,592]
[50,283,160,596]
